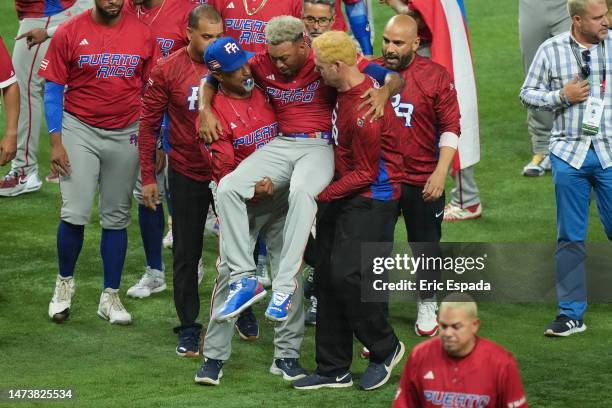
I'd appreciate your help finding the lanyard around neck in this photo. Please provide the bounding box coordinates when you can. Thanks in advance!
[571,38,607,93]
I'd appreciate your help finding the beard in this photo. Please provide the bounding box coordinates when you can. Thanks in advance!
[96,1,123,19]
[383,50,414,71]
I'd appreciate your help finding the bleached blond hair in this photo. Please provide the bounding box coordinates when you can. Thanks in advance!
[311,30,357,66]
[439,293,479,319]
[265,16,306,45]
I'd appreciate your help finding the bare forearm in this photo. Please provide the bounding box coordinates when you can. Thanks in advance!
[2,83,19,136]
[435,146,456,174]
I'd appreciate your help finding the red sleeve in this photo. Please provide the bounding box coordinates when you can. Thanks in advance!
[498,355,529,408]
[209,107,237,183]
[392,352,421,408]
[139,61,169,186]
[142,32,160,84]
[0,37,16,88]
[291,0,303,18]
[318,114,381,202]
[434,67,461,136]
[38,24,71,85]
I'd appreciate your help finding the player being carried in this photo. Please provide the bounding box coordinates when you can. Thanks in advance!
[199,16,404,323]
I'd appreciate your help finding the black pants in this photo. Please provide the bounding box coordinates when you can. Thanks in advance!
[315,196,399,375]
[399,183,444,299]
[168,166,213,330]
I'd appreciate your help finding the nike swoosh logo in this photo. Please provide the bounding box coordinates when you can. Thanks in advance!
[19,179,27,185]
[336,373,350,382]
[435,211,444,218]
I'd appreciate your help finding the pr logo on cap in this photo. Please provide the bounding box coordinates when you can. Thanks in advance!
[224,42,239,54]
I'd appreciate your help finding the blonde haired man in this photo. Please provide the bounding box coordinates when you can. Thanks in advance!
[393,294,529,408]
[293,31,405,391]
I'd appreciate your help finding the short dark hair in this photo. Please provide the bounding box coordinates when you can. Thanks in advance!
[188,4,222,29]
[303,0,336,14]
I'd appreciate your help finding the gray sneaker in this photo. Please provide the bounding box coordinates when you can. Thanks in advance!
[360,341,405,391]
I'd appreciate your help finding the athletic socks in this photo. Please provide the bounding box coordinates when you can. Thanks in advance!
[138,204,164,271]
[101,228,128,290]
[57,220,84,278]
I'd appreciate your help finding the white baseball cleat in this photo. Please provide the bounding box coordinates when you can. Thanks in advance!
[0,171,43,197]
[98,288,132,325]
[126,267,166,298]
[49,275,75,323]
[415,300,439,337]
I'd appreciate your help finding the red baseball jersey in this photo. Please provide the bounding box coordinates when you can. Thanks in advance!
[249,49,336,135]
[393,337,528,408]
[207,0,302,52]
[140,47,212,185]
[376,55,460,186]
[125,0,195,57]
[318,76,403,202]
[206,85,278,183]
[15,0,76,19]
[38,9,156,129]
[0,37,17,89]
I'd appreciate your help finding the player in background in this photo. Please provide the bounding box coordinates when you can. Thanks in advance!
[0,0,92,197]
[198,16,403,324]
[207,0,302,52]
[381,0,483,223]
[393,293,529,408]
[42,0,156,325]
[138,4,223,356]
[293,31,404,391]
[305,0,373,57]
[195,38,307,385]
[123,0,199,300]
[0,37,19,167]
[381,15,460,337]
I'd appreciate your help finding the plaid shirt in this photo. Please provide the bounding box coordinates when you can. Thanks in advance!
[520,30,612,169]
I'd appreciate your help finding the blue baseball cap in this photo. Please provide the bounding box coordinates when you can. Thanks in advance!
[204,37,254,72]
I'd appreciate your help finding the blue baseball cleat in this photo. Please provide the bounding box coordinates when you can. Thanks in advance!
[215,277,267,322]
[265,291,292,322]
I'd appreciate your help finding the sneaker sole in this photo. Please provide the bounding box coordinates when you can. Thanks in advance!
[415,324,439,337]
[127,283,167,299]
[544,324,587,337]
[265,312,288,322]
[0,182,42,197]
[235,326,259,341]
[269,365,307,381]
[215,289,267,322]
[176,349,200,358]
[97,311,132,325]
[361,342,406,391]
[50,308,70,323]
[294,380,353,390]
[195,370,223,386]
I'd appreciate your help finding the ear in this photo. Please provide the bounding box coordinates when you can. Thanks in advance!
[413,36,421,52]
[186,26,193,42]
[472,318,481,334]
[211,71,223,83]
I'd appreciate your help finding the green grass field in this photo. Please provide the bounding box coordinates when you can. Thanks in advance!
[2,1,612,407]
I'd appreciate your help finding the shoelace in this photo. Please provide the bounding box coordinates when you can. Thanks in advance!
[226,281,244,301]
[137,271,158,287]
[417,302,436,322]
[205,358,223,370]
[2,171,18,181]
[108,292,127,313]
[56,279,71,302]
[272,292,290,306]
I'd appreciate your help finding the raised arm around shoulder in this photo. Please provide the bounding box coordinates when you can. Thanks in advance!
[198,76,222,143]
